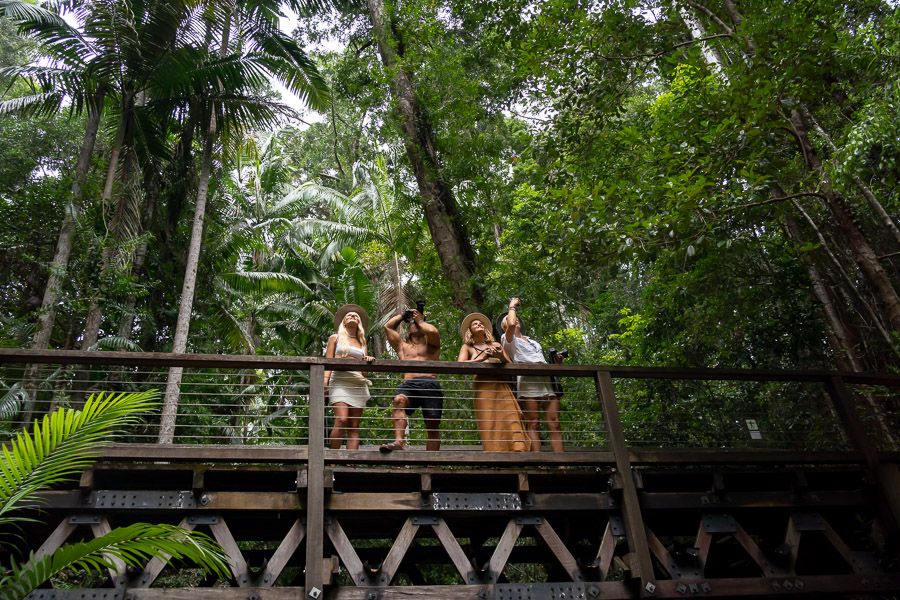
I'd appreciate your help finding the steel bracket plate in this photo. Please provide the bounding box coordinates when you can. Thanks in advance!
[68,515,101,524]
[608,514,625,536]
[430,493,522,511]
[701,514,737,533]
[515,516,543,525]
[495,583,597,600]
[28,590,124,600]
[91,490,197,509]
[411,516,440,526]
[186,515,221,525]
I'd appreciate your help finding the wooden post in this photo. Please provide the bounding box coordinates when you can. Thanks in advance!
[825,375,899,542]
[595,370,656,596]
[306,365,325,597]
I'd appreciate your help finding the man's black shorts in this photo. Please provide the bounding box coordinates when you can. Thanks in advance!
[395,377,444,421]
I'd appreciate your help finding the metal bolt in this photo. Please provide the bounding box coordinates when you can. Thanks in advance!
[700,582,711,593]
[772,581,781,591]
[645,581,657,594]
[783,580,793,590]
[794,580,804,590]
[676,584,687,594]
[588,585,601,598]
[200,494,210,505]
[247,594,259,600]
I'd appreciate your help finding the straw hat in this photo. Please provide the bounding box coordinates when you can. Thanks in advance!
[334,304,369,330]
[459,312,491,338]
[496,311,523,338]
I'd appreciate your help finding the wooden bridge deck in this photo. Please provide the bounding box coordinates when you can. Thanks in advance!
[1,349,899,599]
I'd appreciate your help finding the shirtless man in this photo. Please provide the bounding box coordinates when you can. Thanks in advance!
[380,307,442,451]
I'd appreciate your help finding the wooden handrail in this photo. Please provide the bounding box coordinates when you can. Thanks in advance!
[2,348,898,386]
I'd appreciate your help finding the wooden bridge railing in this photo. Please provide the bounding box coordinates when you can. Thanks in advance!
[1,348,899,598]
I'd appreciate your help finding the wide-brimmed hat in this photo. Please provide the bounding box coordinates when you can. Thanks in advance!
[334,304,369,330]
[460,312,491,338]
[496,311,524,338]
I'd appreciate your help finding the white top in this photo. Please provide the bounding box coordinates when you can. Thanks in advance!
[501,333,546,364]
[336,343,366,359]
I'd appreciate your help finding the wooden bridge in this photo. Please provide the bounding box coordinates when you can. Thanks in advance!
[2,349,899,599]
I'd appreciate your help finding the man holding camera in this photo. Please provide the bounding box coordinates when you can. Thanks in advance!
[381,303,443,451]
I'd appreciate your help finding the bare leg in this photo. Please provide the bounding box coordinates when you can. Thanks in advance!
[424,415,441,451]
[543,395,564,452]
[330,403,351,449]
[520,397,542,452]
[345,406,363,450]
[380,394,407,453]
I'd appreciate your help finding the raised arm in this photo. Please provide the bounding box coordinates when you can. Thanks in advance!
[413,311,440,349]
[384,312,404,352]
[501,298,520,359]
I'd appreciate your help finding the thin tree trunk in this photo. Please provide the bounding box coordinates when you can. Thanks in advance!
[81,96,135,351]
[159,13,232,444]
[789,109,900,332]
[22,90,105,424]
[365,0,483,312]
[799,104,900,249]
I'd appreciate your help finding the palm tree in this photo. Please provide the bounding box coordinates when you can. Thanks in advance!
[0,390,229,600]
[295,157,419,332]
[157,0,332,443]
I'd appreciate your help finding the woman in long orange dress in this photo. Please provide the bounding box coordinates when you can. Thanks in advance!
[457,313,528,452]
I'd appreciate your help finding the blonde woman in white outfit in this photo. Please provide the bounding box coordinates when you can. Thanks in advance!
[499,297,564,452]
[325,304,374,450]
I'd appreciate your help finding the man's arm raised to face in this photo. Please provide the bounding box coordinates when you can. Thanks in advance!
[413,312,440,349]
[384,312,404,352]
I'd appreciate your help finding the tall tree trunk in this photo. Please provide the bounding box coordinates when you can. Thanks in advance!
[789,109,900,332]
[22,90,105,424]
[158,12,232,443]
[81,96,136,350]
[365,0,483,312]
[157,118,215,444]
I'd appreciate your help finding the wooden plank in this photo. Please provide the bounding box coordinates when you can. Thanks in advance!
[260,517,306,587]
[334,583,634,600]
[694,522,713,575]
[646,528,683,580]
[652,573,900,597]
[783,516,801,575]
[376,517,420,586]
[629,448,866,465]
[732,523,787,577]
[126,589,307,600]
[34,517,76,559]
[325,449,615,466]
[209,518,250,586]
[431,518,476,584]
[326,517,369,586]
[594,520,618,580]
[534,518,584,582]
[91,517,127,587]
[595,371,655,595]
[305,363,326,597]
[134,517,196,588]
[99,444,310,463]
[484,518,522,584]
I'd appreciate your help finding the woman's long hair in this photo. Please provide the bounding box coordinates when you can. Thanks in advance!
[336,317,367,356]
[463,324,494,347]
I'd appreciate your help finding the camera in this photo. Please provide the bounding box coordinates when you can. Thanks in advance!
[548,348,569,362]
[402,300,426,322]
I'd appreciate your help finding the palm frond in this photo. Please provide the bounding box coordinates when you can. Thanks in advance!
[222,271,313,296]
[0,383,26,421]
[0,93,65,118]
[90,336,143,352]
[0,522,229,600]
[0,390,159,523]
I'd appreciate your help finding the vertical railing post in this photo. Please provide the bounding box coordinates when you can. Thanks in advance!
[825,375,899,540]
[595,370,656,596]
[306,364,325,597]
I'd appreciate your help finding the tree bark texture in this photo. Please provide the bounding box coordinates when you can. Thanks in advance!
[789,109,900,332]
[22,91,105,423]
[365,0,483,312]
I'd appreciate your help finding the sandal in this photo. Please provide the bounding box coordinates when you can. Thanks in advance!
[379,440,404,453]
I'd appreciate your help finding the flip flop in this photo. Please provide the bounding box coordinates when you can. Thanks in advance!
[379,440,404,453]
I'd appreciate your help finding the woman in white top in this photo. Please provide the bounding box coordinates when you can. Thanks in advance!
[325,304,374,449]
[499,297,564,452]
